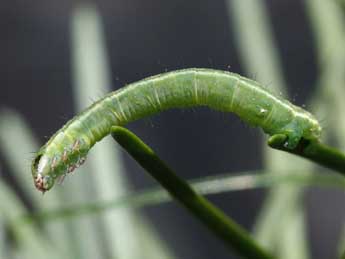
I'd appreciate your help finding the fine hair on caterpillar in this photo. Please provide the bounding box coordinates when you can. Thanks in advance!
[31,68,322,192]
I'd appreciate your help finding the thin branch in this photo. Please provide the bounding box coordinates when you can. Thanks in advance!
[268,135,345,175]
[111,126,275,259]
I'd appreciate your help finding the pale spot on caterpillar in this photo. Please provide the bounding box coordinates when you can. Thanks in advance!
[115,95,128,122]
[51,156,58,170]
[259,108,268,116]
[62,150,68,162]
[72,139,81,152]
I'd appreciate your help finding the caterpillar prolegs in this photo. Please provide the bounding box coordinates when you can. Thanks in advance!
[32,68,322,192]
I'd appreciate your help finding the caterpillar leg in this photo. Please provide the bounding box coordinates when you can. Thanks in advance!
[267,134,287,148]
[268,131,302,150]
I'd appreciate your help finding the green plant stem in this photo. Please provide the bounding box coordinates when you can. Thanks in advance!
[268,135,345,175]
[111,126,275,259]
[20,169,345,223]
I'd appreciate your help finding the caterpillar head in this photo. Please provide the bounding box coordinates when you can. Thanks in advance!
[32,140,87,193]
[31,152,55,193]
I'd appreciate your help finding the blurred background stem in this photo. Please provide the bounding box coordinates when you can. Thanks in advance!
[226,1,309,258]
[20,169,345,223]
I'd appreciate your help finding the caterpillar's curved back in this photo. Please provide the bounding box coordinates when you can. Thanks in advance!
[32,68,322,192]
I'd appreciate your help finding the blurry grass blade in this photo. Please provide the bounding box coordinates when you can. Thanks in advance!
[306,0,345,67]
[0,108,39,196]
[226,0,286,94]
[130,216,176,259]
[0,219,8,259]
[0,166,62,259]
[306,0,345,147]
[276,202,309,259]
[71,4,114,259]
[71,4,175,259]
[26,170,345,222]
[306,0,345,254]
[254,186,309,258]
[0,108,75,258]
[72,5,110,109]
[227,1,309,257]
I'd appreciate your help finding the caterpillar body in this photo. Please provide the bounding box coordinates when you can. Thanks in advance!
[32,68,321,192]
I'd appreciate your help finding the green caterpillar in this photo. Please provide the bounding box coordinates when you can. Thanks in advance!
[32,68,321,192]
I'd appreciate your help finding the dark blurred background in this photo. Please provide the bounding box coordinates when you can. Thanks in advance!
[0,0,344,258]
